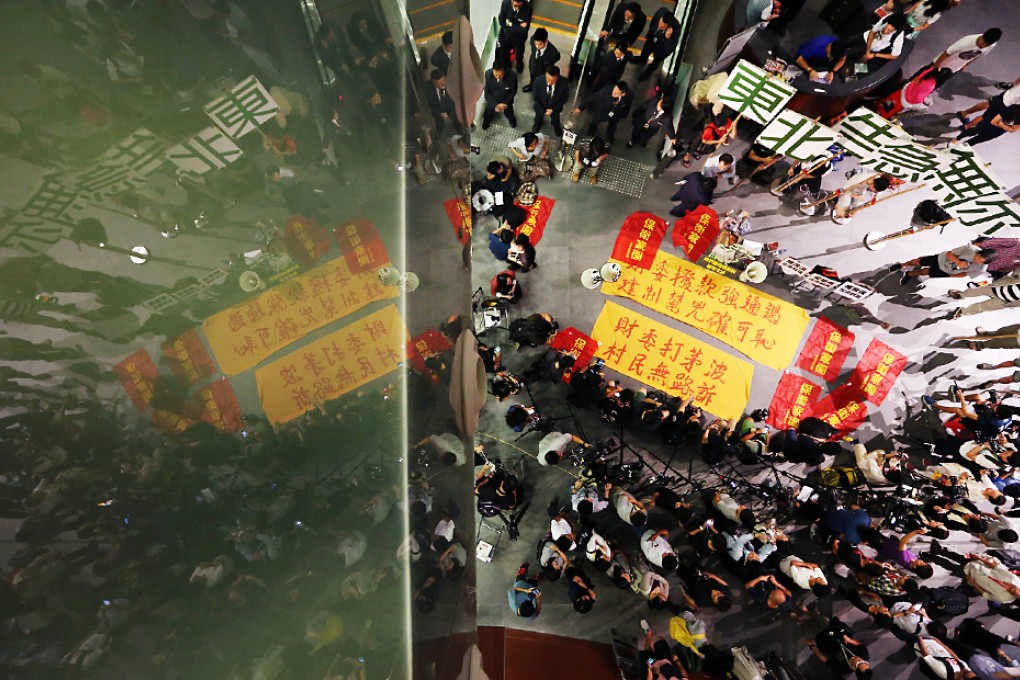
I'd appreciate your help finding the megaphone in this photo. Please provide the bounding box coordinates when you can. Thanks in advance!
[377,266,401,286]
[239,270,265,292]
[739,261,768,284]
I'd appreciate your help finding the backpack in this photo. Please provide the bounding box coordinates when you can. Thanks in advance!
[914,200,951,226]
[821,466,863,489]
[731,646,768,680]
[921,585,970,618]
[509,318,533,345]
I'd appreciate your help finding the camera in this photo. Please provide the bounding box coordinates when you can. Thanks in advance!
[470,145,481,155]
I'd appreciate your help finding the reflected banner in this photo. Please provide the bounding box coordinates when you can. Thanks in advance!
[203,255,397,375]
[603,251,809,370]
[255,304,407,423]
[591,301,753,420]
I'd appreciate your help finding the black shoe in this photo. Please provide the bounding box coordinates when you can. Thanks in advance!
[997,81,1014,90]
[626,140,634,148]
[888,263,902,272]
[899,272,911,285]
[482,121,491,130]
[516,62,524,73]
[522,84,533,93]
[508,118,518,128]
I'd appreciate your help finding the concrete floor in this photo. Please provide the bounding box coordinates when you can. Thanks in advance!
[463,0,1020,678]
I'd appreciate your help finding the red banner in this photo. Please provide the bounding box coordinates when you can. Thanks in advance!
[515,196,554,245]
[334,218,389,274]
[161,329,215,386]
[796,318,854,383]
[550,326,600,382]
[610,211,668,271]
[767,372,822,430]
[194,378,243,432]
[282,216,331,266]
[152,408,196,433]
[443,198,472,246]
[114,348,160,411]
[407,329,452,372]
[805,383,868,434]
[849,338,907,406]
[672,205,720,262]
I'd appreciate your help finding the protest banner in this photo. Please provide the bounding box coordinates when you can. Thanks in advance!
[672,206,720,263]
[716,60,796,125]
[849,338,907,406]
[804,383,869,434]
[334,218,389,275]
[443,198,472,246]
[795,318,854,383]
[610,211,668,270]
[766,372,823,430]
[515,195,554,245]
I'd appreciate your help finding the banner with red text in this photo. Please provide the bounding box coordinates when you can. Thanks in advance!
[672,206,720,262]
[515,195,554,245]
[443,198,472,246]
[591,301,753,419]
[203,255,398,375]
[255,304,407,423]
[805,383,869,434]
[849,338,907,406]
[194,378,244,432]
[767,372,823,430]
[610,211,669,270]
[162,329,215,386]
[334,218,389,274]
[603,250,810,370]
[795,318,854,383]
[115,348,160,411]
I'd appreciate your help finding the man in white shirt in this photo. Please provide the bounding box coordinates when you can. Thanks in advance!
[537,431,583,466]
[640,529,678,571]
[933,28,1001,73]
[539,538,569,580]
[833,172,892,220]
[700,152,736,186]
[964,553,1020,602]
[585,529,612,569]
[889,601,943,637]
[958,76,1020,125]
[612,486,648,526]
[571,481,611,515]
[778,554,830,596]
[854,444,903,485]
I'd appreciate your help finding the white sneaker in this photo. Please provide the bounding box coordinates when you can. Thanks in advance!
[640,619,651,633]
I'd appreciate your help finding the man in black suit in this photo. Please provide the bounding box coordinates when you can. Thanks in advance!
[571,81,633,144]
[482,60,518,129]
[634,8,680,81]
[431,30,453,75]
[628,93,677,149]
[522,28,560,93]
[531,65,568,137]
[599,2,646,47]
[591,42,630,91]
[425,68,461,135]
[498,0,532,72]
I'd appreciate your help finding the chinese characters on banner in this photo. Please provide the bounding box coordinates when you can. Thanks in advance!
[717,60,796,125]
[603,250,810,370]
[255,304,407,423]
[62,128,168,196]
[282,216,330,266]
[204,75,280,138]
[834,108,911,158]
[591,301,753,420]
[515,195,555,245]
[442,198,472,246]
[407,329,451,372]
[610,211,668,270]
[334,218,388,275]
[671,205,720,263]
[766,372,822,430]
[805,383,869,434]
[193,378,243,432]
[114,348,160,411]
[923,145,1020,233]
[161,329,215,386]
[166,126,244,176]
[203,255,398,375]
[849,338,907,406]
[550,327,600,382]
[795,318,855,383]
[756,110,836,163]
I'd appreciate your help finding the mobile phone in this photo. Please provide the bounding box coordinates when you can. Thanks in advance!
[646,658,654,667]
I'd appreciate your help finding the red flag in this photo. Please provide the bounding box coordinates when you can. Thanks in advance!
[672,205,719,262]
[849,338,907,406]
[407,329,452,372]
[194,378,244,432]
[514,196,554,245]
[805,383,869,434]
[550,327,600,382]
[610,211,668,270]
[795,318,855,383]
[161,329,215,386]
[282,215,330,266]
[152,408,196,433]
[114,348,159,411]
[443,198,472,246]
[766,372,822,430]
[334,218,389,274]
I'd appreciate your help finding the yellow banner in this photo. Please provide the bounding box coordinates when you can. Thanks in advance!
[592,301,753,420]
[203,257,397,375]
[603,250,809,370]
[255,304,407,423]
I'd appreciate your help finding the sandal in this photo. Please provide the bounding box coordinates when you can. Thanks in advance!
[682,154,691,168]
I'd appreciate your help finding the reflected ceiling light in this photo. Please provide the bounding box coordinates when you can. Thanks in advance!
[399,272,420,293]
